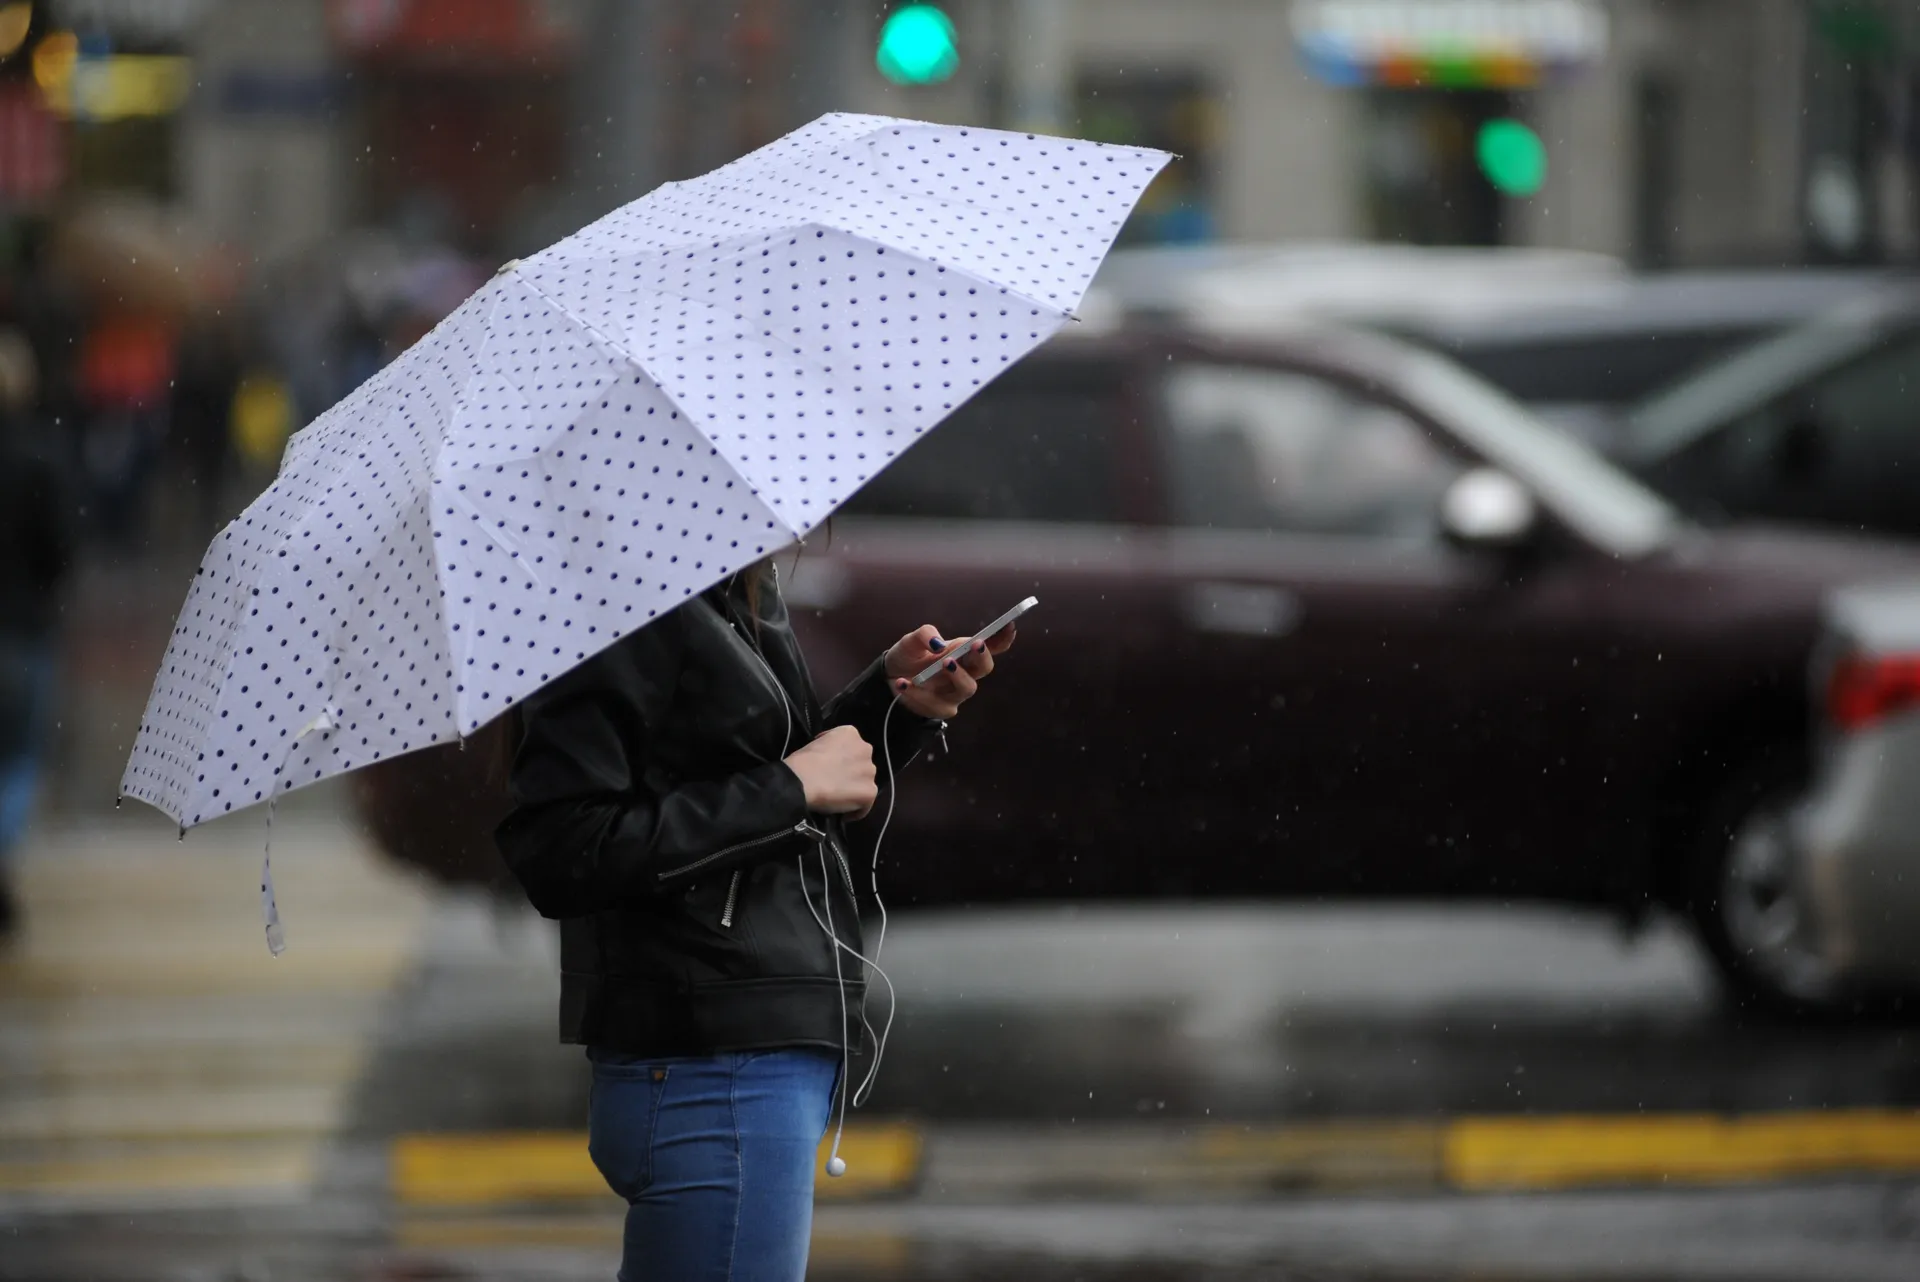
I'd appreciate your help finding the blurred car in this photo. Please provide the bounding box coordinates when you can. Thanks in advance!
[1796,583,1920,999]
[1092,245,1889,443]
[785,324,1920,1015]
[1619,288,1920,540]
[356,322,1920,1014]
[1381,269,1893,443]
[1088,241,1626,331]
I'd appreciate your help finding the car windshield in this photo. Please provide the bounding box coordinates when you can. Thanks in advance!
[1624,299,1899,462]
[1397,348,1680,557]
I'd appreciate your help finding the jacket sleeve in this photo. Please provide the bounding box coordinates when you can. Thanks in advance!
[494,625,812,921]
[821,653,942,775]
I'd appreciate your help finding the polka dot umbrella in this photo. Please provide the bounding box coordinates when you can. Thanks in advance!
[118,113,1169,947]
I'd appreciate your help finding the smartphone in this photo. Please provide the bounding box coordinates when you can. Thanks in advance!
[911,596,1038,687]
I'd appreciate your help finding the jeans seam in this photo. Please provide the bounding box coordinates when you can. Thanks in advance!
[724,1055,743,1282]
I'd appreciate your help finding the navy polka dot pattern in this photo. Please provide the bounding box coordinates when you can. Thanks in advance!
[120,113,1170,827]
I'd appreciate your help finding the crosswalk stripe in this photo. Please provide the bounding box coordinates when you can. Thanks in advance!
[0,1141,316,1211]
[0,812,429,1209]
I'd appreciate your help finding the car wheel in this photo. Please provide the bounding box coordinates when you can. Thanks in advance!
[1686,758,1844,1017]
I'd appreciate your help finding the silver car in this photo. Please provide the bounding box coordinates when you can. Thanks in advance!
[1795,585,1920,1003]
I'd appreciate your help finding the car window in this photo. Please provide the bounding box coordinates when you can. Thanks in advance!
[1625,299,1901,462]
[1443,330,1763,407]
[1682,327,1920,528]
[840,363,1127,522]
[1804,328,1920,438]
[1709,328,1920,477]
[1160,363,1461,538]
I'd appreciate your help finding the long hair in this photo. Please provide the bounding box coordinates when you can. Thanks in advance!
[487,707,523,796]
[741,555,773,634]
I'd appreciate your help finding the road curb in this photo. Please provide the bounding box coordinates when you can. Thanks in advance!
[389,1110,1920,1207]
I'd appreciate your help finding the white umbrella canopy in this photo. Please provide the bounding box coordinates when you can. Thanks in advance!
[121,113,1169,831]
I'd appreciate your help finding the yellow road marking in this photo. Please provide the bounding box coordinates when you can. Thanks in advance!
[396,1112,1920,1206]
[1446,1109,1920,1190]
[394,1132,609,1208]
[392,1123,924,1208]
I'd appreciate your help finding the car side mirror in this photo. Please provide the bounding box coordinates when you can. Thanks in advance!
[1440,468,1538,550]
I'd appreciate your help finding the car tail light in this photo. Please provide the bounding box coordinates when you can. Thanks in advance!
[1827,654,1920,732]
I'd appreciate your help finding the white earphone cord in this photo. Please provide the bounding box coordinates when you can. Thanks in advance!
[734,579,906,1176]
[814,696,906,1175]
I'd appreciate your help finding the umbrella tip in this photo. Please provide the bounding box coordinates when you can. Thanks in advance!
[495,258,522,277]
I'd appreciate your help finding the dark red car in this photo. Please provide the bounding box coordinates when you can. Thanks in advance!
[357,324,1920,1012]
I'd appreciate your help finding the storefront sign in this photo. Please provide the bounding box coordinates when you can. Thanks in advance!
[33,32,192,121]
[1292,0,1608,87]
[52,0,210,42]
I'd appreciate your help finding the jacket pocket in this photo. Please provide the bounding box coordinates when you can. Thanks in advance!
[587,1062,670,1201]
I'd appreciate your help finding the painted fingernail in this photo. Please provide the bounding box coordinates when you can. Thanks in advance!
[928,637,945,652]
[945,660,957,671]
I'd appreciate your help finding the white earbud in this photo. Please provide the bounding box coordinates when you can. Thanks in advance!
[825,1155,848,1178]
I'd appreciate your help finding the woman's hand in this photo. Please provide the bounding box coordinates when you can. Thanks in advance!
[783,726,878,818]
[884,622,1017,720]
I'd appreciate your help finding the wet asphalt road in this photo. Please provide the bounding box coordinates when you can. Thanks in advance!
[356,893,1920,1133]
[6,813,1920,1280]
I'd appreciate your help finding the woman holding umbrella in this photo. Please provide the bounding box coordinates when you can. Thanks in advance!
[114,109,1162,1282]
[495,560,1011,1282]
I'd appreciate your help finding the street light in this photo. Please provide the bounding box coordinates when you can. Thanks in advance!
[876,4,958,86]
[1476,118,1547,197]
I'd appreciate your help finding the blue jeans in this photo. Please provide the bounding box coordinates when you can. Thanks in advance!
[587,1047,840,1282]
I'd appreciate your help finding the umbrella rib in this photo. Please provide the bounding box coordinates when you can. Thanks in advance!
[501,268,806,544]
[809,218,1079,320]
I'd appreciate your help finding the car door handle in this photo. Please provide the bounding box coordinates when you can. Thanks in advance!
[1183,582,1302,637]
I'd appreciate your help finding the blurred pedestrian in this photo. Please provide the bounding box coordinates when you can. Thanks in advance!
[167,317,240,541]
[0,327,75,938]
[74,313,174,547]
[494,560,1014,1282]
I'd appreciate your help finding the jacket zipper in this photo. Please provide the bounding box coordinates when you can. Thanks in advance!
[830,836,858,900]
[658,819,827,885]
[720,870,742,928]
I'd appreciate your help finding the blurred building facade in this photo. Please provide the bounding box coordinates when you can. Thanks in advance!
[836,0,1918,268]
[23,2,1920,267]
[8,2,1920,312]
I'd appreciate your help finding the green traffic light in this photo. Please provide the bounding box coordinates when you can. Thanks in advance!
[877,4,958,86]
[1476,119,1547,197]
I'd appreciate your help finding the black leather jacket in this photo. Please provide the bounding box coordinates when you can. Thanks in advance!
[495,572,932,1056]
